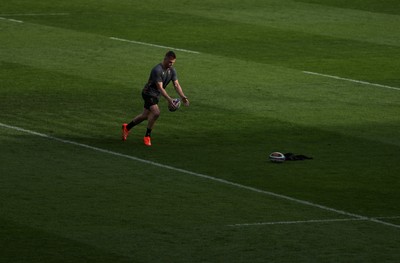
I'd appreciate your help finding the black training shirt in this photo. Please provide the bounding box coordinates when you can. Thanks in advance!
[142,63,178,98]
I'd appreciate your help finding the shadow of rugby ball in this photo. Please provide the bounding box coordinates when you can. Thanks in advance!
[168,98,181,112]
[269,152,286,163]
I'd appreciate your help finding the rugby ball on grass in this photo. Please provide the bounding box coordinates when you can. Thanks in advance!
[168,98,181,112]
[269,152,286,163]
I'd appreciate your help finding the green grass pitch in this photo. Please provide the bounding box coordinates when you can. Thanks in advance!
[1,0,400,262]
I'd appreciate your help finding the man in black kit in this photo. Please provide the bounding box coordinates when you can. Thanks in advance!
[122,51,190,146]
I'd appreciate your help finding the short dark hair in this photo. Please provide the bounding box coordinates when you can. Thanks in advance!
[165,51,176,59]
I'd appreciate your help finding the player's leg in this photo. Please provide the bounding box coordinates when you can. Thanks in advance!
[122,93,157,141]
[122,109,150,141]
[143,104,160,146]
[129,109,151,129]
[146,104,160,131]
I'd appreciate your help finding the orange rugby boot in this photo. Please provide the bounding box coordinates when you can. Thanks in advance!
[143,136,152,146]
[122,123,129,141]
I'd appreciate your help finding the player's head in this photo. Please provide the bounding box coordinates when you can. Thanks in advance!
[163,51,176,68]
[165,51,176,59]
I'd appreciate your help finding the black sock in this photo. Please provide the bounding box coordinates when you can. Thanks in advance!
[145,128,152,137]
[127,121,136,130]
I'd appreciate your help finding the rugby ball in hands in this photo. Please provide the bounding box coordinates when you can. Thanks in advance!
[168,98,181,112]
[269,152,286,163]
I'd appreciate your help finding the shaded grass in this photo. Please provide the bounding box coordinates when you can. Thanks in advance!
[1,131,400,262]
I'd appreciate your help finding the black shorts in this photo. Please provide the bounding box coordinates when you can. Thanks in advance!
[142,92,159,110]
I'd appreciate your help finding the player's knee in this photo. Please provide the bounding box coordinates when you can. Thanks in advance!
[153,111,160,119]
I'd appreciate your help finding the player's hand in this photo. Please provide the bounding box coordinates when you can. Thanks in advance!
[182,97,190,107]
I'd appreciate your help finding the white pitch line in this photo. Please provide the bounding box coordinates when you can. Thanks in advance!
[1,122,399,230]
[229,216,400,227]
[0,13,69,16]
[110,36,200,54]
[229,218,364,227]
[303,71,400,91]
[0,16,23,23]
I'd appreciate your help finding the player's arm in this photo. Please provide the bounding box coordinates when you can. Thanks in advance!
[173,80,189,106]
[156,81,176,109]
